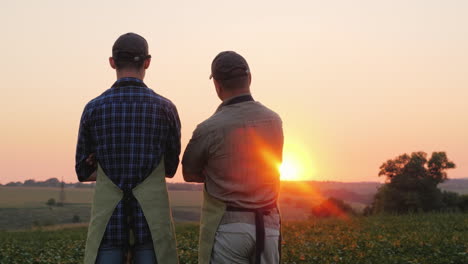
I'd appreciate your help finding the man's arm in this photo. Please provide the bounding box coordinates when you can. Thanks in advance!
[182,126,208,183]
[164,104,182,178]
[75,105,97,182]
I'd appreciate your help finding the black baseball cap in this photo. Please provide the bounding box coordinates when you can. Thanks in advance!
[112,33,151,62]
[210,51,250,80]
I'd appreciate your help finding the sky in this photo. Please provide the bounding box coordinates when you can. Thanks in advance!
[0,0,467,184]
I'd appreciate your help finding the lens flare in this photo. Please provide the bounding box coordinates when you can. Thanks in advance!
[279,157,300,181]
[278,140,315,181]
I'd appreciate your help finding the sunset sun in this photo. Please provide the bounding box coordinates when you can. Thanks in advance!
[278,140,315,181]
[279,158,300,181]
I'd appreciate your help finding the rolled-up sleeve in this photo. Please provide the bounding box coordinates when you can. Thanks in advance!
[182,125,208,182]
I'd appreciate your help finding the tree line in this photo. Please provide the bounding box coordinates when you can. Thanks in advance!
[365,151,468,214]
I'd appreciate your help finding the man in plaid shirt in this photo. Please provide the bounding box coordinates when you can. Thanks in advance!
[75,33,181,263]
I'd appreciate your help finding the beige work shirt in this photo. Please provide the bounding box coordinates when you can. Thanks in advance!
[182,95,283,228]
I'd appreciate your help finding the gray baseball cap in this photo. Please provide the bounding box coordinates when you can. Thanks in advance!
[210,51,250,80]
[112,33,151,62]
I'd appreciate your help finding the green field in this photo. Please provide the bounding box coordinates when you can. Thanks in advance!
[0,187,315,230]
[0,187,203,229]
[0,214,467,264]
[0,187,203,208]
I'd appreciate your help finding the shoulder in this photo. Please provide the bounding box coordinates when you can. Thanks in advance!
[81,88,112,118]
[152,91,177,109]
[149,91,180,119]
[252,101,282,122]
[188,112,222,141]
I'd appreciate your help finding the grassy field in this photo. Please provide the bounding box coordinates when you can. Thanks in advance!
[0,187,93,208]
[0,187,204,229]
[0,214,467,264]
[0,187,316,230]
[0,187,203,208]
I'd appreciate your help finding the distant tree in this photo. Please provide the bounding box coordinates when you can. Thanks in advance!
[46,198,56,206]
[441,191,460,211]
[459,195,468,212]
[362,205,372,216]
[24,179,36,186]
[44,178,60,187]
[5,181,22,187]
[311,197,356,218]
[371,152,455,214]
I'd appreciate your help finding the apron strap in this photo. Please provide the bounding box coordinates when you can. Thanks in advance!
[226,202,278,264]
[122,189,136,261]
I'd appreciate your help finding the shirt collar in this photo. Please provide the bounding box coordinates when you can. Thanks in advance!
[222,94,254,106]
[116,77,143,83]
[216,94,254,113]
[112,77,147,88]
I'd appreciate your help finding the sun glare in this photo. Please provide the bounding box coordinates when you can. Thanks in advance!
[279,158,300,181]
[278,141,315,181]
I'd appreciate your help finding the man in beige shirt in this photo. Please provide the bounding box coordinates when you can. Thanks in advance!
[182,51,283,264]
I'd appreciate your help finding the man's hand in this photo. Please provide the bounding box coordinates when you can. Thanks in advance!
[82,171,97,182]
[86,153,98,169]
[81,153,98,182]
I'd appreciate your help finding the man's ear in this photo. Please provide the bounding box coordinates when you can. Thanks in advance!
[213,79,223,100]
[144,58,151,69]
[109,57,117,69]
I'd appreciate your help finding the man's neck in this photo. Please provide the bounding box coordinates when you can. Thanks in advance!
[221,89,251,102]
[116,70,145,81]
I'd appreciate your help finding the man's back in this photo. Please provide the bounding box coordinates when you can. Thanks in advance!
[76,77,181,246]
[77,33,180,264]
[76,78,180,187]
[183,51,283,264]
[185,98,283,208]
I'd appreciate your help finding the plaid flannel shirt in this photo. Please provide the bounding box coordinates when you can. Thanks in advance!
[75,77,181,247]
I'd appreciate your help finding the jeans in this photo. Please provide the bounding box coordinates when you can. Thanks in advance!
[95,242,157,264]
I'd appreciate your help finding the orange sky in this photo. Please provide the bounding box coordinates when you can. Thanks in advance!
[0,0,467,184]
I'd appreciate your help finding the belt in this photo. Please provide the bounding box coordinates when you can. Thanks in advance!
[226,202,279,264]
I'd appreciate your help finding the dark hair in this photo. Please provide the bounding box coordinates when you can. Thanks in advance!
[114,53,146,71]
[115,59,145,71]
[218,75,250,90]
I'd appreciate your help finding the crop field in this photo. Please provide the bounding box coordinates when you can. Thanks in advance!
[0,187,204,228]
[1,213,467,264]
[0,187,203,208]
[0,187,318,230]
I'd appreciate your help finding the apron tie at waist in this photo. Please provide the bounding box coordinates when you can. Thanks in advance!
[122,189,136,260]
[225,202,277,264]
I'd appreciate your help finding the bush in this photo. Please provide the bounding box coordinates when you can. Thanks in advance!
[72,215,81,223]
[46,198,56,206]
[458,194,468,212]
[311,197,356,218]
